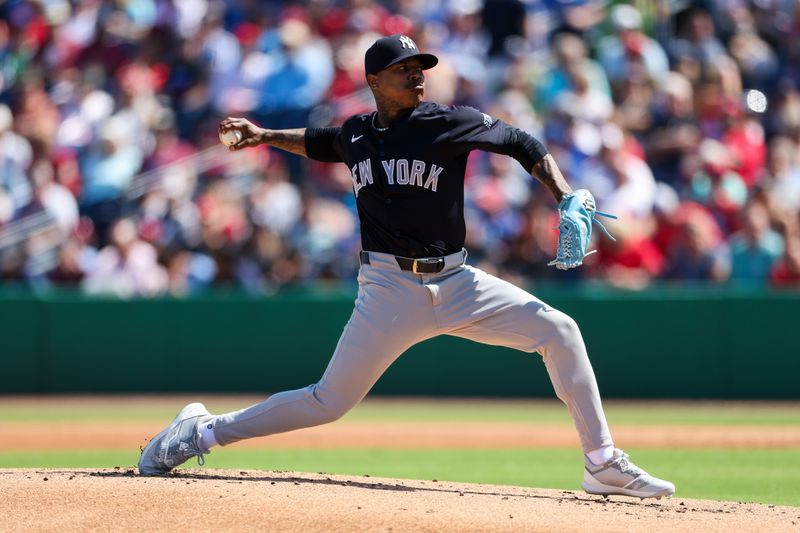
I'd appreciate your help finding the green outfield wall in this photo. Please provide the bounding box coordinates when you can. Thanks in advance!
[0,285,796,398]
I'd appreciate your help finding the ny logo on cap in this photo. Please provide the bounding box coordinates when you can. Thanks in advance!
[398,35,417,49]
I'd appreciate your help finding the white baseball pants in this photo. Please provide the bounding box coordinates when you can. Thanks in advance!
[213,250,614,452]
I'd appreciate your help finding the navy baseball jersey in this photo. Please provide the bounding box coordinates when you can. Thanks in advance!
[306,102,547,258]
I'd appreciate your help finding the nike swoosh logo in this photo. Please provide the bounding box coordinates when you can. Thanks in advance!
[351,135,363,143]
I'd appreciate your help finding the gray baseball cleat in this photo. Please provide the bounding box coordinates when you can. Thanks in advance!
[138,402,214,476]
[581,448,675,499]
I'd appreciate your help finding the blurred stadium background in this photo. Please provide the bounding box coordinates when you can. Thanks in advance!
[0,0,797,398]
[2,1,799,509]
[3,0,800,294]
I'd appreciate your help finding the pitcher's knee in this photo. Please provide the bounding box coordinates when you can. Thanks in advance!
[305,383,356,424]
[545,310,583,346]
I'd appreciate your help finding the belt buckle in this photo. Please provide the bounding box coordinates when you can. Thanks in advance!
[411,258,442,274]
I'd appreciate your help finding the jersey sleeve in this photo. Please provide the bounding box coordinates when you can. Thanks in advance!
[305,127,344,163]
[446,106,548,172]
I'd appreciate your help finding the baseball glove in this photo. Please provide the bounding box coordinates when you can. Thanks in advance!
[548,189,617,270]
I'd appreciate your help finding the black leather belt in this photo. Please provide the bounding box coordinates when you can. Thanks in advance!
[360,250,446,274]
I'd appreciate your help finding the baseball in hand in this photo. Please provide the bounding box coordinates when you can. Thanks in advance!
[219,129,243,147]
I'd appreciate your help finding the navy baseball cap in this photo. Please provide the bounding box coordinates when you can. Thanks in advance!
[364,34,438,77]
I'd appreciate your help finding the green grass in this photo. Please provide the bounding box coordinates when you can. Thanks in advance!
[2,398,800,425]
[346,400,800,426]
[2,398,798,506]
[1,448,798,507]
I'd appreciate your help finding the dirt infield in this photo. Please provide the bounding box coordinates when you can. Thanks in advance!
[3,469,798,533]
[3,398,799,531]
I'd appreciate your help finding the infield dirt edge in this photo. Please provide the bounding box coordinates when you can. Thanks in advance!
[3,468,799,533]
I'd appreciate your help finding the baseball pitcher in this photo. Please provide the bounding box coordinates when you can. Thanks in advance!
[139,34,675,499]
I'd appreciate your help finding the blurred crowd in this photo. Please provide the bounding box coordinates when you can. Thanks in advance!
[2,0,800,296]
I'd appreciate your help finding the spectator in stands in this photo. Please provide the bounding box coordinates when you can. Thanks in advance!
[595,4,669,91]
[593,123,657,221]
[694,56,743,140]
[0,103,33,218]
[79,116,143,243]
[30,157,79,239]
[729,201,784,285]
[546,0,606,37]
[687,139,748,234]
[662,208,730,282]
[669,7,728,67]
[198,4,242,114]
[763,136,800,215]
[83,217,168,297]
[533,31,610,115]
[48,231,95,285]
[255,11,334,128]
[196,177,250,282]
[645,72,701,186]
[721,106,766,189]
[465,152,525,245]
[771,235,800,286]
[553,67,613,125]
[441,0,490,62]
[594,221,665,290]
[481,0,526,59]
[255,12,335,180]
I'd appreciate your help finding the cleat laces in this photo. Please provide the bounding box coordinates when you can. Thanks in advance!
[167,429,208,468]
[616,454,643,476]
[191,430,207,466]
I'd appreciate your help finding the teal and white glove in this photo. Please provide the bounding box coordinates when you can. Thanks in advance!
[548,189,617,270]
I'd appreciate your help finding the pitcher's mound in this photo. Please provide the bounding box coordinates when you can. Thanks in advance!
[2,469,796,532]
